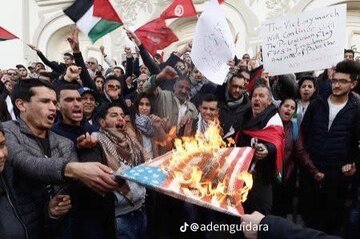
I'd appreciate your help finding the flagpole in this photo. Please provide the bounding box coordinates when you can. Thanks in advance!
[16,37,28,45]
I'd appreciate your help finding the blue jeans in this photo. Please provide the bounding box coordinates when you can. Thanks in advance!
[115,205,147,239]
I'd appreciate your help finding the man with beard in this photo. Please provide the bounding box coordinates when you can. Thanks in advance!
[299,60,360,235]
[236,84,284,215]
[90,103,147,239]
[143,66,197,136]
[3,79,117,238]
[218,72,251,139]
[188,67,217,108]
[52,84,97,143]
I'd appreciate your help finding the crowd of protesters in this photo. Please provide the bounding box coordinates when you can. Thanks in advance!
[1,26,360,239]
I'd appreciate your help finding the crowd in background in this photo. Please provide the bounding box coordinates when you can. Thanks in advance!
[1,27,360,239]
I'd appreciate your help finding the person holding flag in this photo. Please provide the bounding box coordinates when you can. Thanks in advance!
[236,84,285,215]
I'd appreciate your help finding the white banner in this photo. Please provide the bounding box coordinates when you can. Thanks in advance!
[262,4,346,76]
[191,0,236,85]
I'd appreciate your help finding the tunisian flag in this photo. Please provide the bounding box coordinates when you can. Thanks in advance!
[242,114,285,181]
[134,18,178,56]
[0,27,18,41]
[160,0,197,19]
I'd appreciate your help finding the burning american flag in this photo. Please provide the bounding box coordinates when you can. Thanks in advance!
[116,124,255,216]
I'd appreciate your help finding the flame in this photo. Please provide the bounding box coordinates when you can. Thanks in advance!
[237,171,253,203]
[161,122,253,210]
[156,126,177,147]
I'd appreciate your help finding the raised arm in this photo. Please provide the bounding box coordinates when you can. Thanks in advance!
[126,29,160,75]
[67,28,97,91]
[162,41,192,69]
[28,44,64,74]
[100,45,116,68]
[124,47,134,78]
[143,66,178,96]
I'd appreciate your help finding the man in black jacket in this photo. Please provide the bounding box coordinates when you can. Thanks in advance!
[218,72,251,139]
[51,28,97,92]
[299,60,360,235]
[52,84,97,143]
[28,44,74,77]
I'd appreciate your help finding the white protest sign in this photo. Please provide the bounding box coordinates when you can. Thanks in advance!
[191,0,236,85]
[262,4,346,76]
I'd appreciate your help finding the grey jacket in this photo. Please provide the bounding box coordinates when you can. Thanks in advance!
[3,119,78,238]
[3,119,78,183]
[143,75,198,128]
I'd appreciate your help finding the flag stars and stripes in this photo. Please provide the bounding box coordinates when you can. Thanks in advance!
[124,166,167,187]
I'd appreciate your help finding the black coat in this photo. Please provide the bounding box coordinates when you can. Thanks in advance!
[259,215,341,239]
[66,145,115,239]
[219,94,251,138]
[236,105,278,215]
[0,165,28,239]
[301,91,359,170]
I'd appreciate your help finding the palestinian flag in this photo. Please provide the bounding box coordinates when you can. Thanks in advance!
[0,27,18,41]
[64,0,122,43]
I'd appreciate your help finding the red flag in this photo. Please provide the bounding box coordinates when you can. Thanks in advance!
[218,0,225,3]
[160,0,197,19]
[135,18,178,56]
[0,27,18,41]
[243,124,285,181]
[93,0,122,23]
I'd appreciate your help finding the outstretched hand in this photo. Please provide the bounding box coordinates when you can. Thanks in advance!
[77,132,97,149]
[125,28,141,46]
[342,163,356,176]
[66,162,117,195]
[99,45,105,55]
[124,47,132,58]
[64,65,82,82]
[27,44,40,52]
[156,66,178,82]
[240,211,265,239]
[48,194,72,218]
[67,27,80,53]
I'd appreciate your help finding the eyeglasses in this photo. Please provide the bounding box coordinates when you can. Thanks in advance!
[87,62,96,65]
[107,84,120,90]
[64,57,71,61]
[176,65,185,70]
[8,73,17,76]
[331,78,352,85]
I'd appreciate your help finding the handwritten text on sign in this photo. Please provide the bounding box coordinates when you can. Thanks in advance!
[191,0,236,85]
[262,4,346,76]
